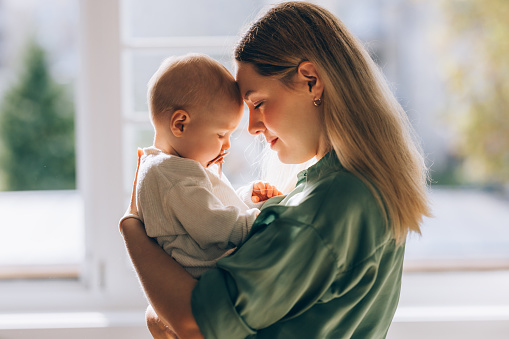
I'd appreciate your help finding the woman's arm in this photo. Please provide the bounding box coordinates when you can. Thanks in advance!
[120,149,203,339]
[120,218,204,339]
[146,304,178,339]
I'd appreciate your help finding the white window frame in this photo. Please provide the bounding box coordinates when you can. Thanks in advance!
[0,1,507,338]
[0,0,147,315]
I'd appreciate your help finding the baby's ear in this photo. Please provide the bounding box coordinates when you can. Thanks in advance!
[170,110,190,137]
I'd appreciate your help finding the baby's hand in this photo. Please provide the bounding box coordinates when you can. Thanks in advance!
[207,151,228,177]
[207,151,228,167]
[251,182,283,203]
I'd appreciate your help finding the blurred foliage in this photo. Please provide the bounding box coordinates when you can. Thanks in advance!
[0,39,76,191]
[438,0,509,184]
[430,155,465,186]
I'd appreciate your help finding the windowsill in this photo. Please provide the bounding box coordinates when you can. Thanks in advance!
[0,311,151,339]
[2,305,507,329]
[0,296,507,339]
[0,264,80,280]
[394,305,509,322]
[403,258,509,272]
[0,271,507,339]
[0,310,146,330]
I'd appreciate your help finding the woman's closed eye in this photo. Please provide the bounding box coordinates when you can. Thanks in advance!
[254,101,264,109]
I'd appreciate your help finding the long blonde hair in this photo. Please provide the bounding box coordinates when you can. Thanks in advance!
[235,1,431,242]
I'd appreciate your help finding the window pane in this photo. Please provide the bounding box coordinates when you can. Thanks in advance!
[0,0,82,277]
[123,0,263,38]
[405,188,509,270]
[0,190,84,278]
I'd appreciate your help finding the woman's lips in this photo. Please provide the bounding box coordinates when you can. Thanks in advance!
[269,138,278,148]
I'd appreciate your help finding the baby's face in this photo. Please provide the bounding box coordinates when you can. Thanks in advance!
[180,98,243,168]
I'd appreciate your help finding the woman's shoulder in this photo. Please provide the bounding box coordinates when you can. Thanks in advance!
[307,167,381,212]
[279,167,387,240]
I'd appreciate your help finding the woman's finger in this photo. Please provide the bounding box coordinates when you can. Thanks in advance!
[129,148,143,215]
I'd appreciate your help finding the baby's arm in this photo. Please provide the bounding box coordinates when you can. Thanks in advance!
[251,182,283,203]
[172,183,259,249]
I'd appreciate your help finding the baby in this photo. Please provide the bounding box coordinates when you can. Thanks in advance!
[136,53,280,278]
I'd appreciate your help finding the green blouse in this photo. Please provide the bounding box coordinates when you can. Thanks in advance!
[191,152,405,338]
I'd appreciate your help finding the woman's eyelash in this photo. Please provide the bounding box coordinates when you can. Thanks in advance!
[254,102,263,109]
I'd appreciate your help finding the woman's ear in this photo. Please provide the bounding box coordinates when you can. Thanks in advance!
[297,61,324,99]
[170,110,190,137]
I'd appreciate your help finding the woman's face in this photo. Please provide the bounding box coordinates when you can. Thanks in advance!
[236,62,327,164]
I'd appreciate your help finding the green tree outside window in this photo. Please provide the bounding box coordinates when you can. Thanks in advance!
[439,0,509,186]
[0,39,76,191]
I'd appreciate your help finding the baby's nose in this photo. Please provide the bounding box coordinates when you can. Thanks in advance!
[223,138,231,151]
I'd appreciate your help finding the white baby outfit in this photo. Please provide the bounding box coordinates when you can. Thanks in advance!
[136,147,261,278]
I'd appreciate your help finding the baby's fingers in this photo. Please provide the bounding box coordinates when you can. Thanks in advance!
[272,185,283,196]
[253,182,263,194]
[266,184,274,198]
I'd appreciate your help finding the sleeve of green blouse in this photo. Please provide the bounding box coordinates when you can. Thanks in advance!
[191,210,338,338]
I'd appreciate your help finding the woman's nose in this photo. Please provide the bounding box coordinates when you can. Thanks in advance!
[248,109,265,135]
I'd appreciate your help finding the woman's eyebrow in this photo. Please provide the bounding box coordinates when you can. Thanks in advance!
[244,90,255,100]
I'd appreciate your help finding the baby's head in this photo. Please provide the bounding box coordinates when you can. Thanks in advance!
[147,54,244,167]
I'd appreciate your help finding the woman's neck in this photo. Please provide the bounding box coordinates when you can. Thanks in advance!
[315,134,332,161]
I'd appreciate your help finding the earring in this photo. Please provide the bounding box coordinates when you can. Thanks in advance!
[313,98,322,107]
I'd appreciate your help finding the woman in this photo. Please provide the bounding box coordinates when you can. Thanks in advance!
[120,2,431,338]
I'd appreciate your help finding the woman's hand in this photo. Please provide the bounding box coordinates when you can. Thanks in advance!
[146,305,178,339]
[120,148,143,235]
[129,148,144,215]
[251,182,283,203]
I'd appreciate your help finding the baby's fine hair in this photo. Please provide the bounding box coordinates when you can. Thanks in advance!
[147,53,242,122]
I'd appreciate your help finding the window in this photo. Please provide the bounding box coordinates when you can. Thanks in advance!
[0,0,507,337]
[0,0,148,316]
[0,1,84,279]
